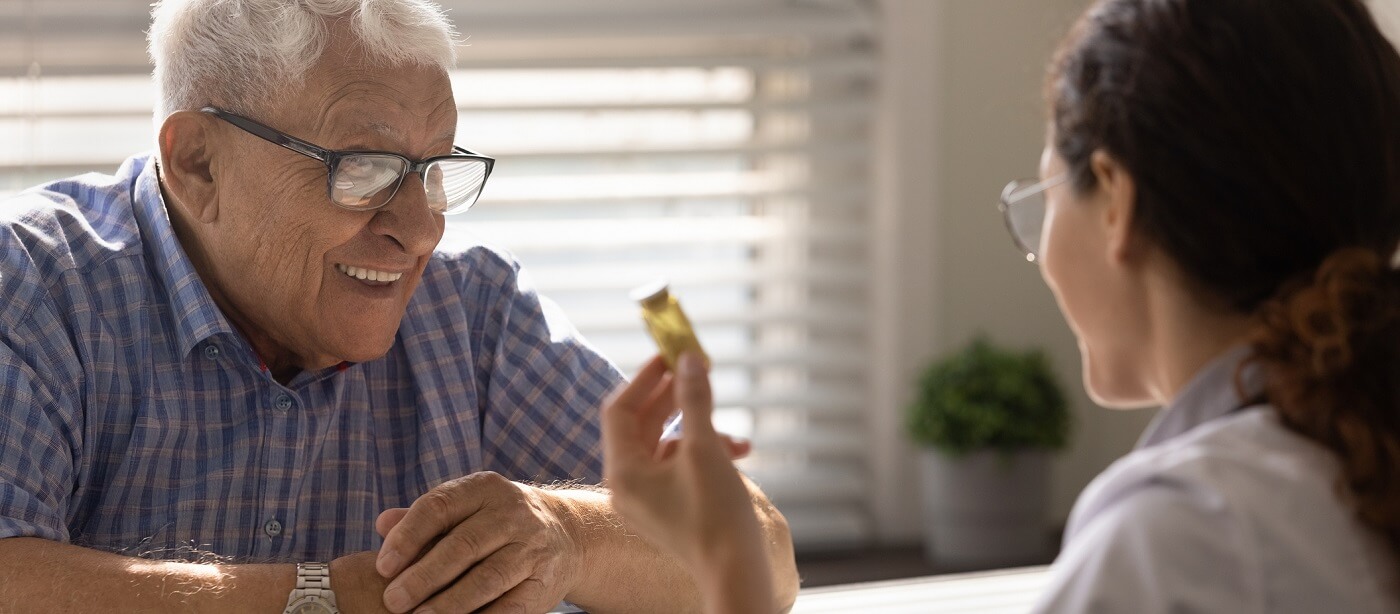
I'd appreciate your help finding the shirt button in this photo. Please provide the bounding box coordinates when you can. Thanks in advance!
[274,394,294,411]
[203,344,220,360]
[264,518,283,537]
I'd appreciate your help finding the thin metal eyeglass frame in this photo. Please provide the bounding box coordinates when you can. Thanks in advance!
[200,106,495,214]
[998,174,1067,262]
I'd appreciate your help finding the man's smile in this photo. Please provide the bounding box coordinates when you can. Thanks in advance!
[335,262,406,285]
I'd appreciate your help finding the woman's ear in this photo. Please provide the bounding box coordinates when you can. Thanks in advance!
[1091,149,1139,264]
[157,111,220,224]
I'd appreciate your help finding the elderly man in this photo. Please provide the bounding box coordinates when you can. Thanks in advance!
[0,0,798,612]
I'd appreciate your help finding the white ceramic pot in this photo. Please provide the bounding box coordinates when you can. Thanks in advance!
[917,448,1051,569]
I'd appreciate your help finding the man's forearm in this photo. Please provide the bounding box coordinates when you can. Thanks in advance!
[544,487,704,613]
[0,537,294,612]
[547,479,799,614]
[0,537,390,613]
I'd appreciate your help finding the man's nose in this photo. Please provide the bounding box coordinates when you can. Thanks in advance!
[369,173,443,256]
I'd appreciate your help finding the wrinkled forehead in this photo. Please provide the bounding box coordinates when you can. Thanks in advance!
[294,66,457,154]
[271,19,457,152]
[319,107,457,150]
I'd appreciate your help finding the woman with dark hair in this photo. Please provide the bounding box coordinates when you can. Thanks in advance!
[601,0,1400,611]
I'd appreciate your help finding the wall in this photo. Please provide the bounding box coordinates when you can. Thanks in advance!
[870,0,1155,544]
[1373,0,1400,43]
[873,0,1400,545]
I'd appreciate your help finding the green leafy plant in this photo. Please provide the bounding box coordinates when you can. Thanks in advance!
[906,335,1070,456]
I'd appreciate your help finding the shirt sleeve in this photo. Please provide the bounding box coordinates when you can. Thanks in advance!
[470,253,625,484]
[0,339,79,542]
[1030,480,1261,614]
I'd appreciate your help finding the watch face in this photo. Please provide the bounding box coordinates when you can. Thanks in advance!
[288,600,335,614]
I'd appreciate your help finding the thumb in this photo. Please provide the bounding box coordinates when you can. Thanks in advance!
[675,351,717,438]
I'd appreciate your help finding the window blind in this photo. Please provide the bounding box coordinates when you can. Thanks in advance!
[0,0,879,551]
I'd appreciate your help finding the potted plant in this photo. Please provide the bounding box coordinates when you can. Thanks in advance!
[906,335,1070,568]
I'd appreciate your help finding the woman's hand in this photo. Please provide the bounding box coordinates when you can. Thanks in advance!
[601,352,774,613]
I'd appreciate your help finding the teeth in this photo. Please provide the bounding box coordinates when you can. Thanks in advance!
[336,263,404,283]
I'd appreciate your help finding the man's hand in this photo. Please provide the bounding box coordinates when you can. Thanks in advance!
[328,551,394,614]
[374,472,581,613]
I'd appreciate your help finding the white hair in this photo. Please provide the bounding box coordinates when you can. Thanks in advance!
[148,0,459,123]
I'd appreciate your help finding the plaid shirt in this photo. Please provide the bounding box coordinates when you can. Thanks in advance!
[0,154,622,562]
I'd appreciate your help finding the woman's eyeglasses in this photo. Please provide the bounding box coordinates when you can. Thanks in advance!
[202,106,494,215]
[998,174,1066,262]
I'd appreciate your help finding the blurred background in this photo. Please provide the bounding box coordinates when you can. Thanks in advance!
[3,0,1398,587]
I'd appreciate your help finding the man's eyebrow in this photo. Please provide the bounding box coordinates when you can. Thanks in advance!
[365,121,397,138]
[355,121,456,146]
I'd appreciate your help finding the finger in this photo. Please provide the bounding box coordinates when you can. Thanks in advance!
[377,473,497,578]
[608,355,670,416]
[476,577,555,614]
[719,433,752,459]
[602,356,671,464]
[654,437,681,461]
[381,518,514,613]
[375,507,410,537]
[602,403,646,468]
[638,373,678,443]
[411,543,535,613]
[657,432,746,461]
[675,351,717,438]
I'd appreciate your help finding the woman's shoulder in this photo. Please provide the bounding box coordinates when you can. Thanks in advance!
[1044,407,1397,614]
[1071,407,1363,562]
[1082,408,1337,516]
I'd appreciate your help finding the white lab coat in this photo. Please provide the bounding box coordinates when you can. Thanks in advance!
[1031,347,1400,613]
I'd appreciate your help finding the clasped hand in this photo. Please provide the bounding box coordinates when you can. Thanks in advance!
[372,471,580,613]
[352,352,758,614]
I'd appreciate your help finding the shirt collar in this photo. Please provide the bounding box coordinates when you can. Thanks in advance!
[130,154,237,358]
[1136,344,1266,449]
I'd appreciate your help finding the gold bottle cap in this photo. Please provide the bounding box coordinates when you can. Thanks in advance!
[629,279,672,309]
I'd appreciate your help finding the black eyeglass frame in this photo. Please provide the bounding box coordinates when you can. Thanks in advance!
[200,106,495,214]
[998,174,1067,262]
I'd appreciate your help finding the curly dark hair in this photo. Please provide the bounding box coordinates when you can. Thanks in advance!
[1049,0,1400,563]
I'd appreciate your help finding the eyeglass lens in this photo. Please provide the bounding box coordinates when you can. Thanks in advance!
[331,155,489,214]
[1006,180,1049,260]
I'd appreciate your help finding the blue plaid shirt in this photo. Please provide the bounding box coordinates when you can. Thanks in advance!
[0,154,623,562]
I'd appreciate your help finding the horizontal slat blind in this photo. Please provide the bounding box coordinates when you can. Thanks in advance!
[445,0,879,550]
[0,0,878,551]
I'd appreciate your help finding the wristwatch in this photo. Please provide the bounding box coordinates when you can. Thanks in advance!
[283,562,341,614]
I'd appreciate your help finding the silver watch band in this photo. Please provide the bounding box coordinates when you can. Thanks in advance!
[296,562,333,595]
[283,562,339,614]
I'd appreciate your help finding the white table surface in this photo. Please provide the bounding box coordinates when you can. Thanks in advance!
[791,565,1051,613]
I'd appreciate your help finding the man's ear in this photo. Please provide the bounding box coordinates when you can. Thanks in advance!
[1090,149,1139,264]
[157,111,220,224]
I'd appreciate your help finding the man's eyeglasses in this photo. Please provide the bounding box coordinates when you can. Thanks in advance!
[998,174,1066,262]
[201,106,494,215]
